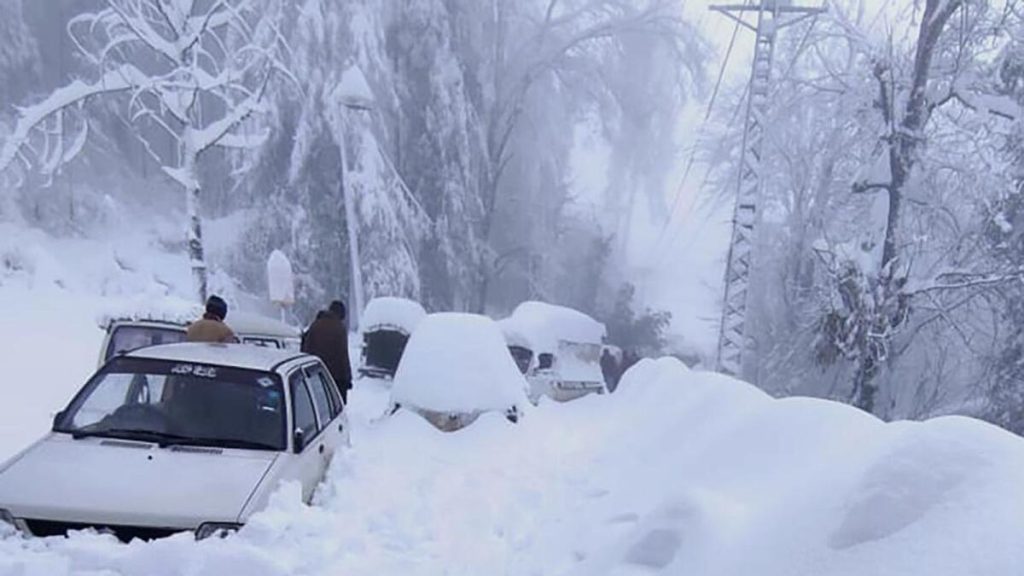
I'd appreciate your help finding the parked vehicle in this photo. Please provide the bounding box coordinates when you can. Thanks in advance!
[0,343,348,542]
[499,301,608,403]
[357,297,426,381]
[99,310,301,367]
[390,313,528,432]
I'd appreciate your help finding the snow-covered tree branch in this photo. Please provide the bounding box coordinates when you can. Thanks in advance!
[0,0,288,303]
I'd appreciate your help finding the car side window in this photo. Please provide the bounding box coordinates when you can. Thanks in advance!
[289,371,318,440]
[303,365,333,426]
[305,364,343,419]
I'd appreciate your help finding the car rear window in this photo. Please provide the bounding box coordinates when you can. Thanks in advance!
[106,325,187,360]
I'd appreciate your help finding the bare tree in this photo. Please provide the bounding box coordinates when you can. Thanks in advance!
[0,0,288,302]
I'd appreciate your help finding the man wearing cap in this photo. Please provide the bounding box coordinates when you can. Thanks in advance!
[186,295,238,343]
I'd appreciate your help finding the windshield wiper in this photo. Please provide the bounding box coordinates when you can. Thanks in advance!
[69,429,278,451]
[70,428,189,445]
[161,437,280,451]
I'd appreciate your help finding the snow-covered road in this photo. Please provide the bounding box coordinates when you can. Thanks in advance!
[2,231,1024,575]
[3,353,1024,576]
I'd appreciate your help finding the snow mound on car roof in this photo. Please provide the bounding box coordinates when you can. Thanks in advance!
[391,313,528,413]
[500,301,606,353]
[96,297,201,328]
[360,297,426,334]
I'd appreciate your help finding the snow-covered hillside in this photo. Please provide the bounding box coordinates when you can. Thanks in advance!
[2,229,1023,575]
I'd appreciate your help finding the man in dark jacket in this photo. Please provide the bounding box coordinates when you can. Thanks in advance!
[301,300,353,402]
[186,295,238,343]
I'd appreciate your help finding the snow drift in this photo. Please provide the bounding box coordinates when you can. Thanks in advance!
[2,233,1024,575]
[2,356,1022,575]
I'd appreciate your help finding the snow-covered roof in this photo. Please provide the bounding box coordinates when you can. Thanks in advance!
[126,342,304,372]
[361,297,426,335]
[499,301,606,354]
[227,312,300,339]
[335,65,375,110]
[99,302,299,339]
[391,313,528,413]
[97,299,201,329]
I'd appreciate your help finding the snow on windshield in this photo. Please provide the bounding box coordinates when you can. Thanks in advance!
[390,313,528,414]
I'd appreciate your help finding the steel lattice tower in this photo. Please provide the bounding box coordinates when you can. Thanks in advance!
[711,1,825,379]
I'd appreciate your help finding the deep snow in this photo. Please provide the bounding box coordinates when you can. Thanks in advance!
[2,228,1024,576]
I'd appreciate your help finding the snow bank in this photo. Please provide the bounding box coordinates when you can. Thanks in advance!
[3,254,1024,575]
[390,313,527,414]
[360,297,426,335]
[500,301,606,354]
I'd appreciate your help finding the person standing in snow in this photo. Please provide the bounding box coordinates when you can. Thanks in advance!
[600,348,619,392]
[301,300,353,403]
[186,295,238,343]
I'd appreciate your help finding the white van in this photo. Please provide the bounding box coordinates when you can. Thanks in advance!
[499,301,608,403]
[99,312,301,367]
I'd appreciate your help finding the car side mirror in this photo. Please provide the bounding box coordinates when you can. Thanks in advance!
[293,428,306,453]
[538,353,554,370]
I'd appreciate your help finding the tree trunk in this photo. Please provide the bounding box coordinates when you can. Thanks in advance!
[853,0,963,414]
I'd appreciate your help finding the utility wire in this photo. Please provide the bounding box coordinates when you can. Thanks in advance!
[647,0,749,268]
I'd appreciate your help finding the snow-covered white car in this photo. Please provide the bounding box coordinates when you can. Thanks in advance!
[98,311,302,367]
[0,343,348,542]
[390,313,529,432]
[357,297,426,381]
[499,301,608,403]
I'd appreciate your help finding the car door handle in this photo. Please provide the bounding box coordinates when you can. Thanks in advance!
[338,423,344,433]
[318,444,325,454]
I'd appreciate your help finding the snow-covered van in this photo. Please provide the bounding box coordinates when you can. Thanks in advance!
[357,297,426,381]
[499,301,608,403]
[0,343,348,542]
[390,313,528,432]
[99,308,301,367]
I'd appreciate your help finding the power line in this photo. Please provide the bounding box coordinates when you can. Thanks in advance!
[647,0,750,268]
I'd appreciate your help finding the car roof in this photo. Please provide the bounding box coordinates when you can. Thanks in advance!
[108,314,300,339]
[124,342,308,372]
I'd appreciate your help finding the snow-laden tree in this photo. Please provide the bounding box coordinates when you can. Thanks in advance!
[724,0,1022,418]
[0,0,289,303]
[473,0,705,313]
[226,0,430,322]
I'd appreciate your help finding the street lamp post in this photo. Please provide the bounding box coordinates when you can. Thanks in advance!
[336,64,375,331]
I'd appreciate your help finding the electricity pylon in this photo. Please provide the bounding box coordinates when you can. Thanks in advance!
[710,1,825,379]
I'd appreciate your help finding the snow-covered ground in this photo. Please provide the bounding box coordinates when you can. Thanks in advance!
[2,227,1024,575]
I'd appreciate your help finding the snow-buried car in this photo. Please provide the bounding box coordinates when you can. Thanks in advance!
[357,297,426,381]
[389,313,529,432]
[0,343,348,542]
[499,301,608,403]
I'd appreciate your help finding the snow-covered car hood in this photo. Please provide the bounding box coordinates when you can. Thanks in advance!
[0,434,277,529]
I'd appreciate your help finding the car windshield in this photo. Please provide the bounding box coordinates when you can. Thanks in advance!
[106,325,187,361]
[57,357,286,451]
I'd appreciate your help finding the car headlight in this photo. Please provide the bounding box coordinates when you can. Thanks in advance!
[195,522,241,540]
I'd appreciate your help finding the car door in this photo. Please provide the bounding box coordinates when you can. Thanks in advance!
[286,369,327,503]
[304,362,348,453]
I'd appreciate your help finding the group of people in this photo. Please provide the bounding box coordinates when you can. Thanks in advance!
[185,295,354,403]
